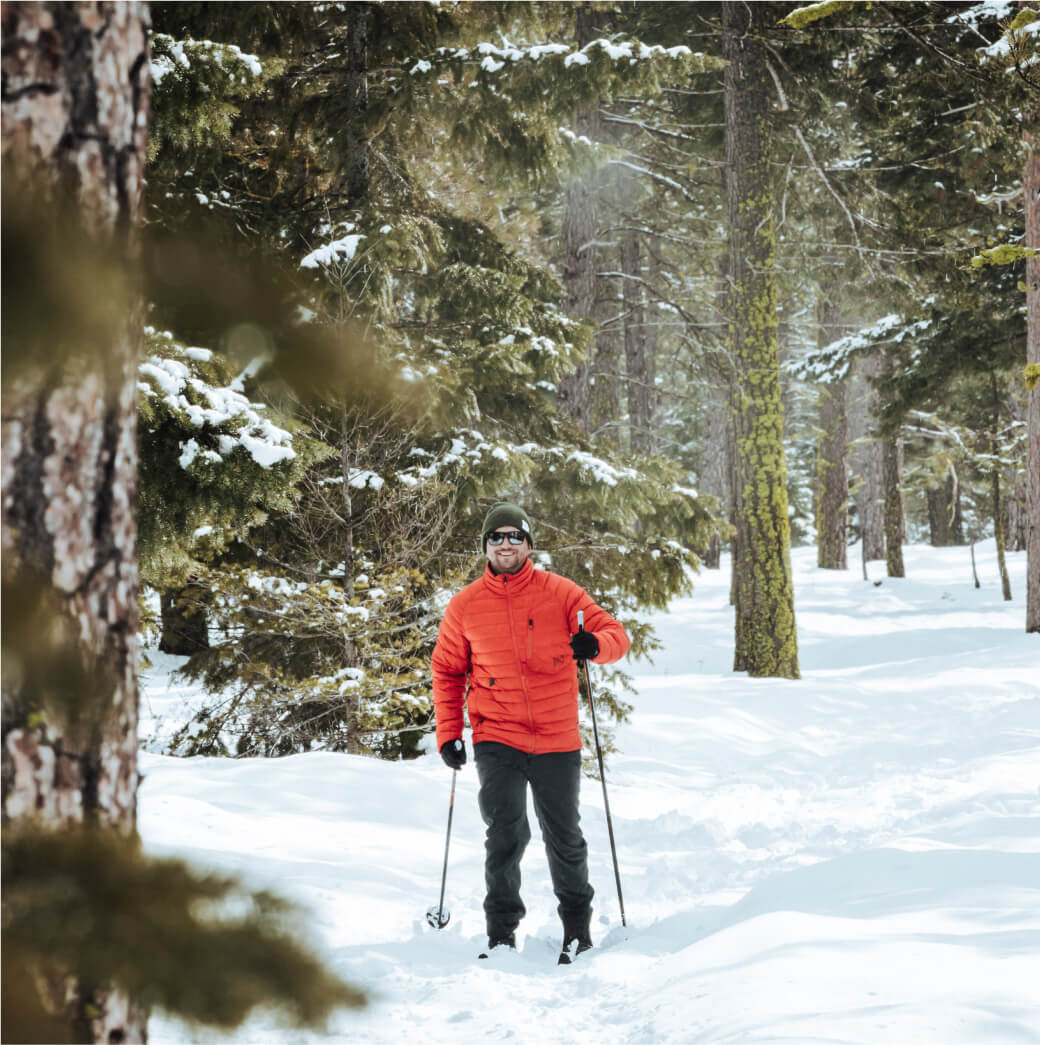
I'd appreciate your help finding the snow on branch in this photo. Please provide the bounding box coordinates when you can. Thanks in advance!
[151,33,266,86]
[412,37,696,77]
[140,329,295,470]
[785,314,933,382]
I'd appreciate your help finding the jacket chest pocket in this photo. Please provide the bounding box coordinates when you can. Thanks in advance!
[524,607,571,675]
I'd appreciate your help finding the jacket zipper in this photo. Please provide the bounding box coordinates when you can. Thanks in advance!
[502,574,536,752]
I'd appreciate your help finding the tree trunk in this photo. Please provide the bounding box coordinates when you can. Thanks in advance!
[1,3,150,1041]
[1007,470,1029,552]
[926,472,963,547]
[344,1,370,205]
[339,420,362,754]
[159,586,210,655]
[850,355,886,561]
[814,291,848,570]
[702,254,734,573]
[644,236,662,444]
[992,373,1014,602]
[882,433,906,579]
[622,227,654,455]
[590,268,624,447]
[723,0,799,679]
[700,381,732,570]
[558,5,604,430]
[1003,366,1029,551]
[1025,134,1040,633]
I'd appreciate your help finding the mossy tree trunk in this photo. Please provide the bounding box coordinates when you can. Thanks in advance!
[1025,134,1040,633]
[1,3,150,1041]
[814,289,848,570]
[723,0,799,679]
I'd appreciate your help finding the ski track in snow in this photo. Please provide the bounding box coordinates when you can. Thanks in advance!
[139,543,1040,1044]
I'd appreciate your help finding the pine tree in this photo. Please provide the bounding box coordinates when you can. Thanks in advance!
[143,3,719,759]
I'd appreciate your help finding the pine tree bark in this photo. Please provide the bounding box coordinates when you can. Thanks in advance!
[344,1,370,204]
[1,3,150,1041]
[723,0,799,679]
[992,373,1014,602]
[850,355,886,561]
[702,254,734,572]
[622,226,655,454]
[882,435,906,578]
[590,268,624,446]
[1025,134,1040,633]
[159,586,210,655]
[558,5,603,430]
[814,291,848,570]
[926,472,963,546]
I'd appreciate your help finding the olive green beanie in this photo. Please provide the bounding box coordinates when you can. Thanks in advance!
[481,502,534,549]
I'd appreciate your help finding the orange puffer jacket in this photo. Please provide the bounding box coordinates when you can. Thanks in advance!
[432,559,631,754]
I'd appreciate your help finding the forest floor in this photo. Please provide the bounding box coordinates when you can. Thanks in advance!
[140,541,1040,1044]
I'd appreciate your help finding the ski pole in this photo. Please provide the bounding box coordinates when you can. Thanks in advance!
[577,610,627,928]
[426,767,457,929]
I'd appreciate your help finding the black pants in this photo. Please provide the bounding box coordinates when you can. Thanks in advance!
[474,741,594,939]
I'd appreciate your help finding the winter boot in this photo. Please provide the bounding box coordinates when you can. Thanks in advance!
[558,913,593,965]
[478,931,516,959]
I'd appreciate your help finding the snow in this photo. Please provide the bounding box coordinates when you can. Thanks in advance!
[140,339,295,469]
[152,35,264,86]
[139,542,1040,1044]
[300,234,366,270]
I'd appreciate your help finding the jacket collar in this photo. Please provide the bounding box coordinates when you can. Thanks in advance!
[482,557,535,593]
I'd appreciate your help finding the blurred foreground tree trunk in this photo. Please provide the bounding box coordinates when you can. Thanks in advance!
[1,2,150,1041]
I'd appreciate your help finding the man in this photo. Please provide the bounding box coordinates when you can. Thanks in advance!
[432,502,631,961]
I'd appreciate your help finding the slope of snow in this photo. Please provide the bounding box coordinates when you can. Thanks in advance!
[139,543,1040,1044]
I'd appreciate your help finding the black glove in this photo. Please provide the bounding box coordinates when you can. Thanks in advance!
[569,630,599,661]
[440,738,467,770]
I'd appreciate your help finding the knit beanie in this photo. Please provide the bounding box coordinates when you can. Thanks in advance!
[481,502,534,549]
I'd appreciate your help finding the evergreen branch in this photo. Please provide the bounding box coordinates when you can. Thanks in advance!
[3,828,365,1031]
[606,159,703,203]
[763,57,867,244]
[878,2,990,82]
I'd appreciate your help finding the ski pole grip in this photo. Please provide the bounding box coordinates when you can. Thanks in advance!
[577,610,585,632]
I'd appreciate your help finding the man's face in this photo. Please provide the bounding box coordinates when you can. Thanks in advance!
[486,524,531,575]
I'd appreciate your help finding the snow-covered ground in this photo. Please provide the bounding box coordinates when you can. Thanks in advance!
[139,543,1040,1044]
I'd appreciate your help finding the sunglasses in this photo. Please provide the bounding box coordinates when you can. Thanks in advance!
[486,530,528,546]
